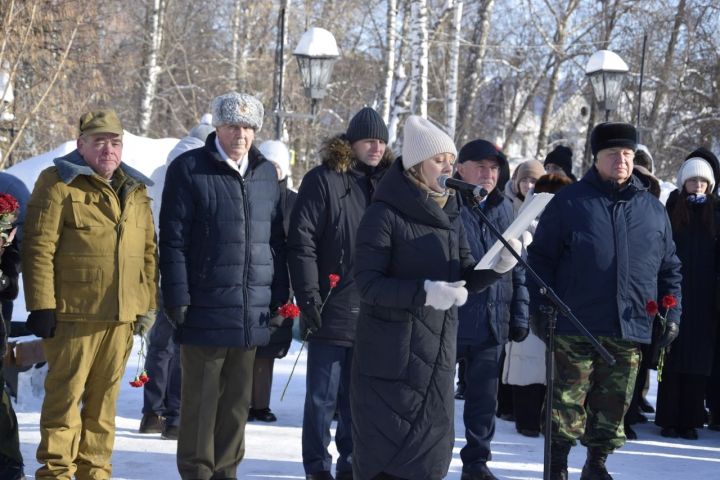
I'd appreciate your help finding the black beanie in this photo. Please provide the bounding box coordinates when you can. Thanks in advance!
[590,122,637,156]
[544,145,574,178]
[346,107,389,144]
[458,139,505,164]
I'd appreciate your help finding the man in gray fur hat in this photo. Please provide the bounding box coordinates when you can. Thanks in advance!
[159,92,289,479]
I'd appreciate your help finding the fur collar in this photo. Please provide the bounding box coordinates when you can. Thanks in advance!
[54,150,154,186]
[318,134,394,173]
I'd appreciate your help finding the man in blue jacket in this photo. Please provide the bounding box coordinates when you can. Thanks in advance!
[456,139,529,480]
[160,92,288,480]
[528,123,682,480]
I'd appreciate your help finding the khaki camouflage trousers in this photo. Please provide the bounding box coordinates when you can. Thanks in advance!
[551,335,640,453]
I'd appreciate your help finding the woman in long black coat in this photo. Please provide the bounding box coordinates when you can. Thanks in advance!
[656,157,720,439]
[350,116,517,480]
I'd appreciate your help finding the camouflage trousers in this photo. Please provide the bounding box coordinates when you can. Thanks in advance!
[551,335,640,453]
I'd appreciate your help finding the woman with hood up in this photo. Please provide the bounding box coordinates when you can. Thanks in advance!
[350,115,520,480]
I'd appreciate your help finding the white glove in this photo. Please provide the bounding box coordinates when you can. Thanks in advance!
[423,280,468,310]
[520,230,533,248]
[493,238,521,274]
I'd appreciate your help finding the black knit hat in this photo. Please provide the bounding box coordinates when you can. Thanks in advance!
[590,122,637,156]
[346,107,388,144]
[544,145,574,178]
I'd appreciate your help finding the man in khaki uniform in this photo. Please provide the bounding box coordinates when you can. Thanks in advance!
[22,109,157,479]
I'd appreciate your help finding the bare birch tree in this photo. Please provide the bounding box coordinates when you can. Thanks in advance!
[445,0,463,136]
[381,0,398,123]
[137,0,166,136]
[409,0,429,117]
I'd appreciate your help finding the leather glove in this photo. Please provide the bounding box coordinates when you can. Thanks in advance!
[424,280,468,310]
[657,321,679,348]
[300,302,322,338]
[27,309,57,338]
[509,325,529,342]
[134,309,157,336]
[268,313,287,335]
[493,238,521,274]
[530,305,555,343]
[165,305,188,330]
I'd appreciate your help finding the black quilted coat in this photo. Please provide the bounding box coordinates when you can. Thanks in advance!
[351,158,499,479]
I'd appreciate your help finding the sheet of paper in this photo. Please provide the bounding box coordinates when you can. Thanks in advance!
[475,192,554,270]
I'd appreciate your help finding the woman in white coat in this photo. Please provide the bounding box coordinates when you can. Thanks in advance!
[503,172,571,436]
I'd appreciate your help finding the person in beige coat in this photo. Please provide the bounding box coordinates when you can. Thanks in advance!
[22,109,157,479]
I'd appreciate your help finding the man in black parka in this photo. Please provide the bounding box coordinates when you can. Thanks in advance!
[287,107,393,480]
[456,140,529,480]
[160,92,289,480]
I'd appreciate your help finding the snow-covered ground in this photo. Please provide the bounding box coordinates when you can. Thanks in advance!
[13,339,720,479]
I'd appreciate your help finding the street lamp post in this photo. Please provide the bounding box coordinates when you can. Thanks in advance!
[585,50,629,122]
[293,27,339,116]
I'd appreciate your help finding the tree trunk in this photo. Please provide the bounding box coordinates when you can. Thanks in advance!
[445,0,463,137]
[137,0,165,136]
[381,0,398,123]
[455,0,495,143]
[410,0,428,117]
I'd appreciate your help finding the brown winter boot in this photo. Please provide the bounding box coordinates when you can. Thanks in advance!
[549,441,570,480]
[580,447,613,480]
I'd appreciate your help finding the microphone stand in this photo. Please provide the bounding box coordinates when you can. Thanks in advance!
[462,190,615,480]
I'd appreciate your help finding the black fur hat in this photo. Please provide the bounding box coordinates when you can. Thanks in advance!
[590,122,637,156]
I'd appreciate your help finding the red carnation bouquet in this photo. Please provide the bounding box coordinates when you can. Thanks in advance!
[646,294,678,382]
[0,193,19,244]
[129,334,150,388]
[281,273,341,400]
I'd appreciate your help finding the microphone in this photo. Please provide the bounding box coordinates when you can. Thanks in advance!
[437,175,488,199]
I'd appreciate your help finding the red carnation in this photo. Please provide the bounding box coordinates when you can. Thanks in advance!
[329,274,341,289]
[138,372,150,384]
[0,193,19,214]
[278,303,301,319]
[129,376,144,388]
[661,295,677,310]
[646,300,659,317]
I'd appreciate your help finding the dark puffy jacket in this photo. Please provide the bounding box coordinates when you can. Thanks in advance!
[159,133,288,347]
[287,135,393,347]
[257,179,297,359]
[457,188,528,347]
[664,196,720,375]
[527,166,682,343]
[351,158,500,480]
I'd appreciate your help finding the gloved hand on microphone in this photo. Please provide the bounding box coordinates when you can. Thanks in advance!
[424,280,468,310]
[493,238,521,274]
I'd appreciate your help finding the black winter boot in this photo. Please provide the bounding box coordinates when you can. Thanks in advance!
[580,447,613,480]
[549,441,570,480]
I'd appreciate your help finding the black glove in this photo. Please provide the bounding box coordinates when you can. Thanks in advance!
[657,321,679,348]
[509,325,529,343]
[27,309,57,338]
[299,303,322,339]
[165,305,188,330]
[0,318,7,358]
[529,305,555,343]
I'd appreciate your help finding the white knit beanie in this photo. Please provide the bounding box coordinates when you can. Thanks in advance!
[258,140,291,179]
[401,115,457,170]
[677,157,716,192]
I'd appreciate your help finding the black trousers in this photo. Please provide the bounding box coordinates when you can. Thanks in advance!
[655,371,707,429]
[512,384,545,432]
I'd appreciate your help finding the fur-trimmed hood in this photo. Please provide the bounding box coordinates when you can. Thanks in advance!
[319,133,394,173]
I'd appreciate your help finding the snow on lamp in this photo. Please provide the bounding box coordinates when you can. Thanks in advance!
[585,50,629,121]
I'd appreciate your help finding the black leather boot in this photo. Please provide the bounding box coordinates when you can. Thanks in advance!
[580,447,613,480]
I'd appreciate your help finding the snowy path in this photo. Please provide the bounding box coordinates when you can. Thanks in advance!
[15,340,720,479]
